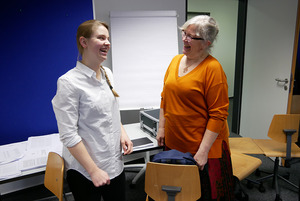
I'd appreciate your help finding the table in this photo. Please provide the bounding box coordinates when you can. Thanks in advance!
[123,123,162,185]
[0,123,161,196]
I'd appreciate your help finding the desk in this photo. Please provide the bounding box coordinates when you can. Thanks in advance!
[0,134,63,196]
[123,123,162,185]
[0,123,161,196]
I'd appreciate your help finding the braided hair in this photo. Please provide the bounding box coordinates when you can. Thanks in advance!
[100,66,119,97]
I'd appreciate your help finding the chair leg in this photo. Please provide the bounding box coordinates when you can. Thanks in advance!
[234,177,249,201]
[255,157,299,201]
[273,157,281,201]
[63,192,68,201]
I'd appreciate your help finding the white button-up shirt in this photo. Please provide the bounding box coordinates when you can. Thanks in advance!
[52,61,123,180]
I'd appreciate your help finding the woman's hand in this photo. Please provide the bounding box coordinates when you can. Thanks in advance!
[120,124,133,155]
[156,108,166,147]
[194,150,208,171]
[67,141,111,187]
[156,127,165,147]
[194,129,219,170]
[90,167,111,187]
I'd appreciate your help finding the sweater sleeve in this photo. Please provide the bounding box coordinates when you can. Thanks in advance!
[205,62,229,134]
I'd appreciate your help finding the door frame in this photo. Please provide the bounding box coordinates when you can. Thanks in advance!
[231,0,247,135]
[287,0,300,114]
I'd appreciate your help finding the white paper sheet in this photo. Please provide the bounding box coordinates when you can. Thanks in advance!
[0,141,27,164]
[0,161,21,180]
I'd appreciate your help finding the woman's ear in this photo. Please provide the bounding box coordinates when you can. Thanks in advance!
[206,40,212,47]
[79,36,88,48]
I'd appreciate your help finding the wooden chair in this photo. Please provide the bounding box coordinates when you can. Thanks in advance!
[231,151,262,181]
[144,162,201,201]
[231,151,262,200]
[44,152,65,201]
[252,114,300,201]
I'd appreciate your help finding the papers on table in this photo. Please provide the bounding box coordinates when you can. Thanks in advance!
[0,161,21,180]
[0,141,27,165]
[0,133,62,180]
[0,141,27,179]
[19,134,62,171]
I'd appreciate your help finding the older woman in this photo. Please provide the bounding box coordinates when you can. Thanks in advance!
[52,20,133,201]
[156,15,234,201]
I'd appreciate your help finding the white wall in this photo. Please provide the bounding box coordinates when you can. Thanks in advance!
[93,0,186,71]
[187,0,239,98]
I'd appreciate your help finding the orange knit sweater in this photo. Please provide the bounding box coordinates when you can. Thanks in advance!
[160,54,230,158]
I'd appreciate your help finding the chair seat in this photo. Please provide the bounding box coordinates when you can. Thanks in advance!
[231,151,262,181]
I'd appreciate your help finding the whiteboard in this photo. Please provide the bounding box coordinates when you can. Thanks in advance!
[110,11,179,110]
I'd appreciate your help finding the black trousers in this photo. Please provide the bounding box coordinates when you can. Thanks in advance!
[66,169,126,201]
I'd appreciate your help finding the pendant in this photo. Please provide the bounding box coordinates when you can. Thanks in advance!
[183,67,188,73]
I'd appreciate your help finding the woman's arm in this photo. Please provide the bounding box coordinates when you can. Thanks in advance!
[120,124,133,155]
[194,129,218,170]
[68,141,110,187]
[156,108,166,146]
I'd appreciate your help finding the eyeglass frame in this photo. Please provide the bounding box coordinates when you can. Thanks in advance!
[181,31,204,43]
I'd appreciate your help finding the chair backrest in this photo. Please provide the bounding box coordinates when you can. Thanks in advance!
[268,114,300,143]
[44,152,64,201]
[145,162,201,201]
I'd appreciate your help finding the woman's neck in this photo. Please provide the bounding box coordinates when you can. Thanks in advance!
[81,58,101,71]
[80,59,102,80]
[185,52,209,65]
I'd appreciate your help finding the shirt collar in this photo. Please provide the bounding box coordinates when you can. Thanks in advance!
[76,61,96,78]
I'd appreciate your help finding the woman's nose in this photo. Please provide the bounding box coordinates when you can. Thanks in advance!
[104,40,110,45]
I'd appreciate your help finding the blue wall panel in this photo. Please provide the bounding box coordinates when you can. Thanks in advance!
[0,0,93,145]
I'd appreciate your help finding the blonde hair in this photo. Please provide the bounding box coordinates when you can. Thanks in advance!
[100,66,119,97]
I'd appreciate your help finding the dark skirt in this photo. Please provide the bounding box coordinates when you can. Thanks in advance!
[198,141,235,201]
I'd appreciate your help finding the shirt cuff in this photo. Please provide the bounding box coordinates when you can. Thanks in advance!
[206,119,224,134]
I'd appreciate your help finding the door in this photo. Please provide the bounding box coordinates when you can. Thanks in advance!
[240,0,298,139]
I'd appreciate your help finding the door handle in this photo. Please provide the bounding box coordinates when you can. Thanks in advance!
[275,78,289,90]
[275,78,288,84]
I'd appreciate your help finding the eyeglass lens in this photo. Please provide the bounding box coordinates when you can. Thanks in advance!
[181,31,204,42]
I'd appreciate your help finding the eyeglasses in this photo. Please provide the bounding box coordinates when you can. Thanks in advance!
[181,31,204,43]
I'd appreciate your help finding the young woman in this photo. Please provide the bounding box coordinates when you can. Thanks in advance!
[52,20,133,201]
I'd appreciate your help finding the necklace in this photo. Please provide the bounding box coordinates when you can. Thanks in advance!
[183,63,195,73]
[182,54,209,73]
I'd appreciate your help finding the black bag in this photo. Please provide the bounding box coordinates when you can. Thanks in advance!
[151,149,197,165]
